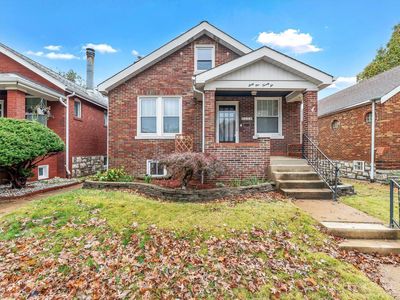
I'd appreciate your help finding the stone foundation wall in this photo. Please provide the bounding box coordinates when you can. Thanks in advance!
[334,160,400,184]
[72,156,106,178]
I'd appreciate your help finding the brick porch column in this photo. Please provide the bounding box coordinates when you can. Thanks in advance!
[204,90,216,149]
[302,90,318,142]
[6,90,26,119]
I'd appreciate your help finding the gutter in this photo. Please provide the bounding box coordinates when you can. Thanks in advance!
[192,77,205,153]
[60,92,76,178]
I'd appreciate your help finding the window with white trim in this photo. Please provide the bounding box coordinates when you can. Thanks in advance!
[365,112,373,124]
[146,160,166,177]
[353,161,365,172]
[138,96,181,137]
[74,100,81,118]
[25,98,48,126]
[104,110,108,126]
[38,165,49,180]
[0,100,4,117]
[255,97,282,137]
[195,45,215,72]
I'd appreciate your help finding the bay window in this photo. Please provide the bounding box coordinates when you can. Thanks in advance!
[254,97,282,138]
[137,96,182,138]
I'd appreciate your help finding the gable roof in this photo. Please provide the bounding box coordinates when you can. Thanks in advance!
[194,46,333,89]
[98,21,253,93]
[319,66,400,117]
[0,42,107,108]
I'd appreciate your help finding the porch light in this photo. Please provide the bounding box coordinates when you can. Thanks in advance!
[251,91,257,96]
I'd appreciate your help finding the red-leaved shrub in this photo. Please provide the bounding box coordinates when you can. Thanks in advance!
[160,152,226,189]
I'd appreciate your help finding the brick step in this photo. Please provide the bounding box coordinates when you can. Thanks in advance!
[273,172,320,181]
[281,188,333,199]
[276,180,326,189]
[322,222,399,239]
[339,239,400,255]
[269,165,314,173]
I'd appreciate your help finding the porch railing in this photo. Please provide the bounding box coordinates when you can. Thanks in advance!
[302,134,340,201]
[390,179,400,228]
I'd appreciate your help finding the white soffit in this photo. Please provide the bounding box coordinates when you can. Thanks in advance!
[98,21,252,92]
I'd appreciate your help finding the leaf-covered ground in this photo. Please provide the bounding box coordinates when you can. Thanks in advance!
[0,189,394,299]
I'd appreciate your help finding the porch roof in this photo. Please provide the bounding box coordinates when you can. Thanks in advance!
[0,73,64,101]
[194,47,334,91]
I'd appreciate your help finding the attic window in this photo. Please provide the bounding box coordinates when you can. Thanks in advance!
[195,45,215,73]
[331,120,340,131]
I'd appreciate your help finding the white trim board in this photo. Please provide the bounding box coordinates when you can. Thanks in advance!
[0,100,4,117]
[98,21,252,92]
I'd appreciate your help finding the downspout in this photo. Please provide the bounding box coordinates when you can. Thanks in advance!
[106,106,109,170]
[192,77,205,153]
[61,92,76,178]
[370,98,378,182]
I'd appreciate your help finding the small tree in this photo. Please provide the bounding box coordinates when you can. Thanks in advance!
[0,118,64,189]
[160,152,226,189]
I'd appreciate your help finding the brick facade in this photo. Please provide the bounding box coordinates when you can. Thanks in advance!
[318,92,400,170]
[0,52,107,181]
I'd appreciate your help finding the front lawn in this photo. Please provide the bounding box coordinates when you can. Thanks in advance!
[341,179,398,224]
[0,189,391,299]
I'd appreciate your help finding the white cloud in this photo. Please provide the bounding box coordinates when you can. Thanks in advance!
[45,52,79,60]
[257,29,322,54]
[83,43,117,54]
[44,45,62,51]
[26,50,44,57]
[131,49,140,56]
[327,76,357,89]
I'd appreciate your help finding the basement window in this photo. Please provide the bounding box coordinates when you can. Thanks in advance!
[353,161,365,172]
[146,160,166,177]
[38,165,49,180]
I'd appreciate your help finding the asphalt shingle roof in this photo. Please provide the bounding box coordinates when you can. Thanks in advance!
[319,66,400,117]
[0,42,107,108]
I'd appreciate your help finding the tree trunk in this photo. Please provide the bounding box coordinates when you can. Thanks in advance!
[6,167,28,189]
[182,170,193,189]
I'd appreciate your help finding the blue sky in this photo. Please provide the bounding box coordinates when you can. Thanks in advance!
[1,0,400,98]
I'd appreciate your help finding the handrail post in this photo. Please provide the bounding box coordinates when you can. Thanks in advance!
[390,179,394,228]
[334,164,339,201]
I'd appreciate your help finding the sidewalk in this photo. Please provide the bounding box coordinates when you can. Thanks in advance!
[0,183,82,217]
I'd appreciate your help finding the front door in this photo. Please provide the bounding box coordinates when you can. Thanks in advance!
[217,102,238,143]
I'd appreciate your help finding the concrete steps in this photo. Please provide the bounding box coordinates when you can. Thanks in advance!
[281,188,333,200]
[276,180,326,189]
[339,239,400,255]
[322,222,400,239]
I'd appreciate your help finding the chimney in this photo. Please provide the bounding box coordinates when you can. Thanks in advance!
[86,48,95,90]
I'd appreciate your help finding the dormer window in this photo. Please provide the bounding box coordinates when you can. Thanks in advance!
[195,45,215,73]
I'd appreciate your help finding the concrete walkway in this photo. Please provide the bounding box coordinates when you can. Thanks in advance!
[294,199,383,223]
[0,183,82,217]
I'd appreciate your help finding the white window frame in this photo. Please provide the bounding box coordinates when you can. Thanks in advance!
[0,100,4,117]
[194,44,215,73]
[353,160,365,172]
[104,110,108,126]
[74,99,82,118]
[136,96,182,139]
[254,97,283,139]
[38,165,49,180]
[216,101,239,143]
[146,160,167,177]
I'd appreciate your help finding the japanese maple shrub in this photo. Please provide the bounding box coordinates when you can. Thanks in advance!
[0,118,64,189]
[160,152,226,189]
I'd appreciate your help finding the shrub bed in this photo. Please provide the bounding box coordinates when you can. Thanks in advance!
[83,180,274,202]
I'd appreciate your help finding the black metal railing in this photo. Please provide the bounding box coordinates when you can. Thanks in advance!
[302,134,340,201]
[390,179,400,228]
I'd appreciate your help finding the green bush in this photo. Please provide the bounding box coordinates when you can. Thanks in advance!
[91,168,133,182]
[0,118,64,189]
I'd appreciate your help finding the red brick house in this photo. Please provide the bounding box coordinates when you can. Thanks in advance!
[99,21,333,180]
[319,66,400,182]
[0,43,108,181]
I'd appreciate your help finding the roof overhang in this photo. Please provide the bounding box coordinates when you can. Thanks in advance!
[0,73,64,101]
[195,47,333,91]
[98,21,252,93]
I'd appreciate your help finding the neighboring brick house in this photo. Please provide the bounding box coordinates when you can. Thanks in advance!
[98,21,333,180]
[0,43,108,181]
[319,66,400,182]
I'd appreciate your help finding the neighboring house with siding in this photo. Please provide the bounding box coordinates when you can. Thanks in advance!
[99,21,333,180]
[318,66,400,182]
[0,43,108,181]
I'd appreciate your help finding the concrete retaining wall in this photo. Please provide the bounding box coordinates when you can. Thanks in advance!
[83,180,274,201]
